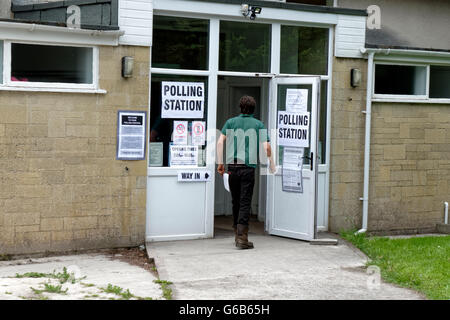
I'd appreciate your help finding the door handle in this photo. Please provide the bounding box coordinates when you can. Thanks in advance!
[304,152,314,170]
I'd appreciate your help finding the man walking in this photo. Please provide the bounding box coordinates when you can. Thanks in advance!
[217,96,276,249]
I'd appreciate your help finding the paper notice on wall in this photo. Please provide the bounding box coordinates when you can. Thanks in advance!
[149,142,163,167]
[282,147,304,193]
[277,111,310,148]
[286,89,308,113]
[192,121,206,146]
[169,145,198,167]
[223,173,230,192]
[161,82,205,119]
[116,111,146,160]
[173,121,188,145]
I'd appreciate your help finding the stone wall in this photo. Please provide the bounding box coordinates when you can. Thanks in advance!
[368,102,449,233]
[328,57,367,232]
[329,57,449,234]
[0,45,150,255]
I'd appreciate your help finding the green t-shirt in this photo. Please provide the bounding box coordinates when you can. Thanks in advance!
[221,114,269,168]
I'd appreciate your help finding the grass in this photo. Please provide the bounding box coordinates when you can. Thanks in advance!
[154,280,173,300]
[102,284,135,300]
[341,230,450,300]
[31,282,68,297]
[15,267,84,284]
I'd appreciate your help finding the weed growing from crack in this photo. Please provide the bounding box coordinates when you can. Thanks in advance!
[153,280,173,300]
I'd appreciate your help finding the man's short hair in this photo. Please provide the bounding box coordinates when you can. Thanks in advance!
[239,95,256,114]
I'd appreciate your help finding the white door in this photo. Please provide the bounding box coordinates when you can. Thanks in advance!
[266,76,320,241]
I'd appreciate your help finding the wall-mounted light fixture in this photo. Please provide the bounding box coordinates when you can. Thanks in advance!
[351,68,362,88]
[122,56,134,78]
[241,4,262,20]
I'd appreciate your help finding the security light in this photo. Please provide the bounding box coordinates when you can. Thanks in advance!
[250,7,262,20]
[241,4,262,20]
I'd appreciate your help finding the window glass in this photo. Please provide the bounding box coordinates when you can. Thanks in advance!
[150,74,208,167]
[280,26,329,75]
[319,80,327,164]
[11,43,93,84]
[374,64,426,95]
[276,83,313,166]
[152,16,209,70]
[429,66,450,99]
[219,21,271,73]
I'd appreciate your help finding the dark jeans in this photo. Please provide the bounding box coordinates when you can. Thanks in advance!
[228,165,255,227]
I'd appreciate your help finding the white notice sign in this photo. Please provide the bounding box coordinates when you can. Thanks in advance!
[282,147,304,193]
[192,121,206,146]
[173,121,188,145]
[277,111,310,148]
[286,89,308,113]
[161,82,205,119]
[169,145,198,167]
[178,170,212,182]
[117,111,146,160]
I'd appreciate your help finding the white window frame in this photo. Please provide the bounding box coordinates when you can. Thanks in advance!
[0,40,102,94]
[372,61,429,100]
[372,59,450,104]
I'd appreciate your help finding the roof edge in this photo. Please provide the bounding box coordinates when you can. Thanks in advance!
[191,0,367,16]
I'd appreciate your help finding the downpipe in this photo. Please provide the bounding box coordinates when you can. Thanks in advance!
[356,51,375,235]
[445,202,448,225]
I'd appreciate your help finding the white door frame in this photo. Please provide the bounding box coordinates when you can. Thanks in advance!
[147,8,334,241]
[266,76,321,241]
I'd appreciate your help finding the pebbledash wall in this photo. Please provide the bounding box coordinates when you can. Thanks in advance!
[0,45,150,254]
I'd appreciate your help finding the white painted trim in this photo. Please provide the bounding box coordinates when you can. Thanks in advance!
[205,18,220,239]
[372,98,450,104]
[322,26,334,232]
[146,234,209,242]
[0,87,107,94]
[154,0,339,26]
[0,21,123,46]
[151,68,210,76]
[217,71,275,78]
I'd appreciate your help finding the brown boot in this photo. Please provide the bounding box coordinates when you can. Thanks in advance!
[233,226,238,244]
[236,224,254,249]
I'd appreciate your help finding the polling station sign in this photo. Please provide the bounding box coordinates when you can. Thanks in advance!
[161,82,205,119]
[277,111,310,148]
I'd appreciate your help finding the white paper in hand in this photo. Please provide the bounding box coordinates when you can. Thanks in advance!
[223,173,230,192]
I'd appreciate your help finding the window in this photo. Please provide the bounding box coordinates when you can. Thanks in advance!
[150,74,208,167]
[430,66,450,99]
[219,21,271,73]
[374,64,427,96]
[152,16,209,70]
[11,43,93,84]
[373,62,450,101]
[280,26,329,75]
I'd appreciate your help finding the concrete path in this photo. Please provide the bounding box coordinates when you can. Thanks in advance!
[0,253,162,300]
[147,230,424,300]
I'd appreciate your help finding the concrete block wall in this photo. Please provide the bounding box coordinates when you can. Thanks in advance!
[329,57,449,234]
[368,102,450,233]
[0,45,150,255]
[328,57,367,232]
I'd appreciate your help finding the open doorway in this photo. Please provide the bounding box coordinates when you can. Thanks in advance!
[214,76,270,236]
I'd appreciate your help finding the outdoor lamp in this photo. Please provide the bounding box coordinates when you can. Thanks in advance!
[122,56,134,78]
[351,68,362,88]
